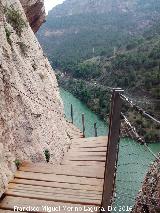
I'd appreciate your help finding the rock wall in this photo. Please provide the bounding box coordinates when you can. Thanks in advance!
[0,0,70,196]
[132,156,160,213]
[20,0,45,32]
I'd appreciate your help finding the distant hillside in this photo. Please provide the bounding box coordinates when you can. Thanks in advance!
[57,34,160,142]
[37,0,160,65]
[37,0,160,142]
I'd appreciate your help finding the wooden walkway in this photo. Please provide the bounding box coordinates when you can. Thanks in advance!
[0,132,108,212]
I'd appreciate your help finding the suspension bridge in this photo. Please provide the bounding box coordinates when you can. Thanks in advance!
[0,88,159,213]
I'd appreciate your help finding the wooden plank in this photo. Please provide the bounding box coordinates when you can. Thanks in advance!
[70,143,107,148]
[69,147,107,152]
[72,141,107,146]
[64,155,106,162]
[20,162,104,170]
[15,171,103,186]
[72,136,107,143]
[65,152,106,157]
[61,161,105,167]
[8,183,102,196]
[19,165,104,179]
[11,178,103,192]
[0,196,99,213]
[6,187,101,201]
[5,189,101,206]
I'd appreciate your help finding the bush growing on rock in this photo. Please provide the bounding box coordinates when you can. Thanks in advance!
[4,26,12,45]
[14,159,21,170]
[5,5,27,36]
[44,149,50,163]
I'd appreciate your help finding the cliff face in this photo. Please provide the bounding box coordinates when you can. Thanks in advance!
[132,156,160,213]
[0,0,70,196]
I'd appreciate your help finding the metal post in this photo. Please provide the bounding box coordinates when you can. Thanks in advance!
[71,104,73,124]
[101,89,123,212]
[82,113,85,138]
[94,123,98,137]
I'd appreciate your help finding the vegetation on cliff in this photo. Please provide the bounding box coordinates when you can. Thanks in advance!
[37,0,160,142]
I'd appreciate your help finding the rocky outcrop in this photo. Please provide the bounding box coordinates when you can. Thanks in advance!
[132,156,160,213]
[20,0,45,32]
[0,0,70,197]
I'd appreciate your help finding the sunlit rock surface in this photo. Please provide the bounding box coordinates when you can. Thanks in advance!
[0,0,70,196]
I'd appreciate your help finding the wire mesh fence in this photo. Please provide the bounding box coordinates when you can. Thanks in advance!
[111,93,160,213]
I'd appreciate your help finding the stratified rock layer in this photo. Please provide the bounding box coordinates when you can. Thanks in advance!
[0,0,70,196]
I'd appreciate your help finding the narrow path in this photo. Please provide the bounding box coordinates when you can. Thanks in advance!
[0,126,108,213]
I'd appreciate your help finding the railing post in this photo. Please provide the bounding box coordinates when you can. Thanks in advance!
[71,104,73,124]
[101,89,123,212]
[82,113,85,138]
[94,122,98,137]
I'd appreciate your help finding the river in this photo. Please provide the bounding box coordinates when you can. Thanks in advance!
[60,88,160,211]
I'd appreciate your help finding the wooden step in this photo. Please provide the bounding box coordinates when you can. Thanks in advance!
[70,143,107,148]
[64,155,106,162]
[11,178,103,192]
[15,171,103,186]
[66,151,106,156]
[19,164,104,179]
[8,183,102,196]
[69,147,107,152]
[5,189,101,206]
[61,160,105,167]
[71,136,107,143]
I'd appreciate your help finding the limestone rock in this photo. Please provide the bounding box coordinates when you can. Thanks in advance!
[0,0,70,196]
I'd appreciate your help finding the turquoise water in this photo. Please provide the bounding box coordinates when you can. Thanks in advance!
[60,88,108,137]
[60,88,160,211]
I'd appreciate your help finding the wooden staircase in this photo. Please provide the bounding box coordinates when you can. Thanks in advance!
[0,135,108,213]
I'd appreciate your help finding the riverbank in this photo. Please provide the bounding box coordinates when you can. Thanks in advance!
[58,72,160,143]
[58,73,110,120]
[60,88,108,138]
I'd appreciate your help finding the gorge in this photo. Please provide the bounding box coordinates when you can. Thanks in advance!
[37,0,160,143]
[0,0,159,212]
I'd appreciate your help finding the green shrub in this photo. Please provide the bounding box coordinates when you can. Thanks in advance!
[5,26,12,45]
[144,130,159,142]
[5,5,27,36]
[44,149,50,163]
[14,159,21,170]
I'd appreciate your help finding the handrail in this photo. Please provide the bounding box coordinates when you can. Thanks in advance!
[121,112,144,143]
[121,112,159,160]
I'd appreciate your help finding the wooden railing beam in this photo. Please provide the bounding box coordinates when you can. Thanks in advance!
[82,113,85,138]
[94,122,98,137]
[101,89,123,212]
[71,104,73,124]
